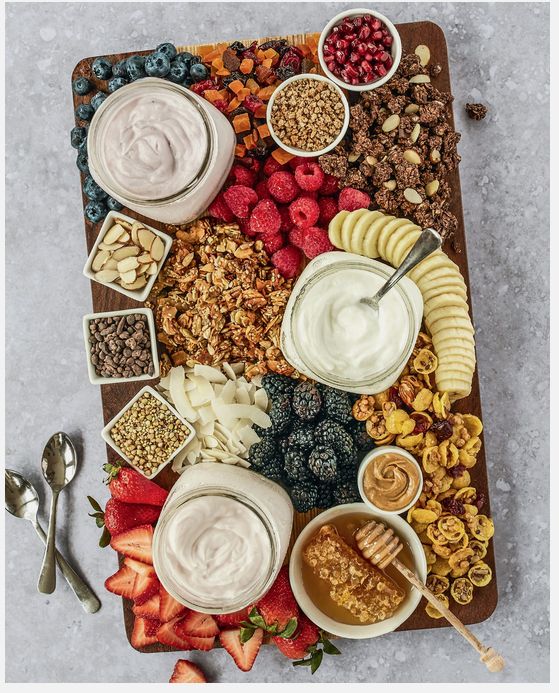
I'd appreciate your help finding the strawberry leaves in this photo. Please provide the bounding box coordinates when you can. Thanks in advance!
[87,496,110,547]
[293,632,341,674]
[239,607,298,643]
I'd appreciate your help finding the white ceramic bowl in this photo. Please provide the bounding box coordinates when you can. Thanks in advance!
[318,8,402,92]
[83,307,160,386]
[357,446,423,516]
[101,385,195,478]
[289,502,426,639]
[83,210,172,303]
[266,73,350,157]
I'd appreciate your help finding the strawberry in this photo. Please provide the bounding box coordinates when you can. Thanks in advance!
[143,618,162,637]
[273,614,341,674]
[245,566,298,638]
[133,592,160,620]
[160,585,187,622]
[215,607,251,627]
[157,616,194,650]
[169,659,207,684]
[88,496,160,544]
[219,627,263,672]
[124,556,156,578]
[131,616,159,648]
[175,611,219,638]
[104,461,169,507]
[181,634,215,652]
[104,564,137,599]
[110,524,153,564]
[133,574,160,605]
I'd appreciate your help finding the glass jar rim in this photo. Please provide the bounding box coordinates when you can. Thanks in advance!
[153,487,278,613]
[289,258,418,388]
[87,78,215,206]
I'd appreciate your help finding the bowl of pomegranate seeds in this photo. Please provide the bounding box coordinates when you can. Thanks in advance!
[318,8,402,91]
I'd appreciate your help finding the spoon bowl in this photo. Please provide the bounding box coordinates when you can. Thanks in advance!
[5,469,40,523]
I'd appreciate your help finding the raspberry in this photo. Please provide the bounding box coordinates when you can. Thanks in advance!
[301,227,334,259]
[249,199,282,235]
[237,156,262,173]
[223,185,258,219]
[289,196,320,228]
[263,156,286,176]
[278,205,292,233]
[294,162,325,192]
[190,79,218,95]
[319,172,340,196]
[338,187,371,212]
[288,227,305,249]
[207,192,235,222]
[318,197,339,226]
[228,164,257,187]
[262,232,285,255]
[288,155,313,170]
[271,245,302,278]
[238,217,257,238]
[267,171,300,203]
[255,180,272,200]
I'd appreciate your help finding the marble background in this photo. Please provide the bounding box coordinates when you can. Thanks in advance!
[4,1,550,684]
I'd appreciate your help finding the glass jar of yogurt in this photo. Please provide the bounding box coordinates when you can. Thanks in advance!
[87,78,235,225]
[153,463,293,613]
[281,251,423,394]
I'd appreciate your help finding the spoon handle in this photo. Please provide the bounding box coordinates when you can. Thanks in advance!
[33,522,101,613]
[38,491,59,593]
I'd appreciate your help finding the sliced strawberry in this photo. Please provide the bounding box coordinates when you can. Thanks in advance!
[143,618,162,637]
[160,585,187,622]
[157,616,194,650]
[215,607,251,627]
[133,592,160,619]
[104,564,136,599]
[219,628,264,671]
[175,611,219,638]
[110,524,153,564]
[131,617,158,649]
[133,574,160,605]
[181,634,215,652]
[169,659,207,684]
[124,556,156,577]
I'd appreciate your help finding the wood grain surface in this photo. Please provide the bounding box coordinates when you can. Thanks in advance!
[72,21,498,652]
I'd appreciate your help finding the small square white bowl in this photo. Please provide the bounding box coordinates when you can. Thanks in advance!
[101,386,196,478]
[83,308,160,385]
[83,210,172,303]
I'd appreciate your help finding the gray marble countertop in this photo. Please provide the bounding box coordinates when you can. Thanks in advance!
[5,1,549,684]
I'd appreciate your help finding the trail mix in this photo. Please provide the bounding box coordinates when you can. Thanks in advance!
[465,102,488,120]
[87,313,154,379]
[352,331,494,615]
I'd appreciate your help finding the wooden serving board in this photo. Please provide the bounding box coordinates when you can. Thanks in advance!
[73,21,498,652]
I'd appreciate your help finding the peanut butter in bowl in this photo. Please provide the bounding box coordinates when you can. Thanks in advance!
[358,446,422,514]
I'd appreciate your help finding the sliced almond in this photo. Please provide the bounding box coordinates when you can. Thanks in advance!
[383,179,397,191]
[91,250,109,272]
[145,262,158,276]
[136,263,149,275]
[103,257,118,271]
[382,114,400,133]
[426,180,440,197]
[98,241,124,252]
[409,74,431,84]
[410,123,421,143]
[404,103,420,114]
[131,222,143,246]
[430,148,441,163]
[103,223,126,245]
[117,231,130,243]
[120,275,147,291]
[365,155,378,166]
[404,188,423,204]
[115,218,132,231]
[414,44,431,67]
[150,236,165,262]
[120,269,137,284]
[138,228,156,251]
[137,252,153,264]
[112,246,140,261]
[95,268,120,283]
[117,256,140,273]
[404,149,421,164]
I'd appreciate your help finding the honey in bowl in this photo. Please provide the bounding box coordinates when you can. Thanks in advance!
[301,512,415,626]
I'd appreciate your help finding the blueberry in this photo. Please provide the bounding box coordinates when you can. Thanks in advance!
[112,58,128,78]
[83,175,108,201]
[189,55,202,66]
[91,91,108,110]
[91,57,112,80]
[174,51,193,67]
[75,103,95,121]
[156,42,177,60]
[183,78,194,88]
[85,200,108,224]
[168,60,188,83]
[126,55,146,81]
[72,77,92,95]
[70,126,87,149]
[108,76,128,92]
[190,62,209,82]
[106,196,123,211]
[145,51,171,77]
[76,151,89,174]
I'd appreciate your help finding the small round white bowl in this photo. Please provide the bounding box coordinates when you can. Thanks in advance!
[266,73,350,157]
[318,8,402,92]
[289,502,427,639]
[357,446,423,516]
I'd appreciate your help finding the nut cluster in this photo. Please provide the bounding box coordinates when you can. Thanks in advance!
[88,313,154,379]
[270,79,344,152]
[110,392,191,475]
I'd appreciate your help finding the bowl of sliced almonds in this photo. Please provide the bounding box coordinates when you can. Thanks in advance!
[83,211,172,302]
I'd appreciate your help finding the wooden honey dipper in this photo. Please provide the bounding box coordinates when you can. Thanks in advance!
[354,519,504,673]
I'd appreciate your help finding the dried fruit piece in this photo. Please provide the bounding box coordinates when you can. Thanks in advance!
[338,187,371,212]
[450,577,474,605]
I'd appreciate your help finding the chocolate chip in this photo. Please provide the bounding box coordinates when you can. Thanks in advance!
[87,313,154,379]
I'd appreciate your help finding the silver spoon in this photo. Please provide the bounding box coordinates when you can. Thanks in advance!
[38,432,78,594]
[360,227,442,311]
[5,469,100,613]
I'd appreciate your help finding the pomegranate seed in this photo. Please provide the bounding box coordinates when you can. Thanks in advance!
[385,56,393,69]
[331,25,340,33]
[351,77,360,85]
[384,35,394,47]
[358,26,371,41]
[377,64,387,77]
[335,39,348,49]
[357,43,367,55]
[365,52,374,61]
[363,14,373,23]
[323,46,334,56]
[371,18,381,30]
[361,59,373,73]
[379,51,390,62]
[373,30,383,40]
[353,16,363,27]
[345,64,359,78]
[335,50,346,63]
[349,51,359,63]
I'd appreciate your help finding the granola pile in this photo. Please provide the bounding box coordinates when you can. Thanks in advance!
[146,218,298,379]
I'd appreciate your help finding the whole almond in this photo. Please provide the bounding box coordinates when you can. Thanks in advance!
[404,188,423,204]
[404,149,421,164]
[404,103,420,114]
[426,180,440,197]
[430,148,441,163]
[414,44,431,67]
[365,155,378,166]
[409,74,431,84]
[348,151,361,163]
[383,179,397,191]
[410,123,421,143]
[382,114,400,133]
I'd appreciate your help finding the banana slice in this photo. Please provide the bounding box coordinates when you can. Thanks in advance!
[437,362,475,379]
[424,294,470,314]
[363,214,395,258]
[425,304,472,327]
[328,211,349,248]
[349,210,383,254]
[437,347,476,364]
[385,222,419,266]
[392,229,422,267]
[409,253,459,283]
[377,218,411,261]
[422,281,468,304]
[341,208,369,251]
[429,317,475,337]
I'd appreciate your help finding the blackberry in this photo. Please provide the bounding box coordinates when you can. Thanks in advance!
[269,393,292,436]
[350,420,376,452]
[308,446,338,482]
[287,422,315,451]
[292,382,322,421]
[335,464,358,487]
[290,482,318,513]
[283,448,311,484]
[315,420,356,466]
[316,483,334,509]
[261,372,296,398]
[278,437,290,455]
[248,437,277,469]
[259,455,284,482]
[253,424,274,440]
[321,386,352,425]
[333,481,361,505]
